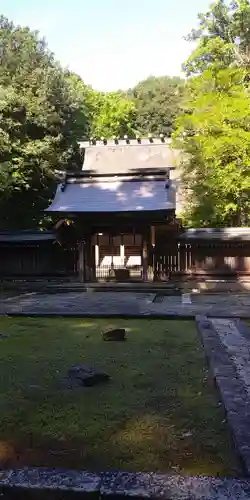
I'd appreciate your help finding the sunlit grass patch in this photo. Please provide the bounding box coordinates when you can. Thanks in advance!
[0,317,240,475]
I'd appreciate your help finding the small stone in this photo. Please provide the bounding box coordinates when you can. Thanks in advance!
[102,328,126,342]
[67,364,110,387]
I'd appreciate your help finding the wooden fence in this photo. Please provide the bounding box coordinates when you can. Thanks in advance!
[152,240,250,280]
[0,242,78,279]
[2,232,250,280]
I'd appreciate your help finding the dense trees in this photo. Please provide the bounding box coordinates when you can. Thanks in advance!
[174,67,250,226]
[174,0,250,227]
[128,76,184,137]
[184,0,250,76]
[0,20,137,229]
[2,2,250,230]
[0,17,89,229]
[90,91,136,139]
[0,15,185,229]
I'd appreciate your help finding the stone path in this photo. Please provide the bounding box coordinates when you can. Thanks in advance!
[2,291,250,317]
[197,316,250,476]
[1,467,250,499]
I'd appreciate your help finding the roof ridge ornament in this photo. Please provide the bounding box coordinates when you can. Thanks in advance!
[80,136,171,148]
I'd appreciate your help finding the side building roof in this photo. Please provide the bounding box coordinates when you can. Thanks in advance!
[180,228,250,241]
[0,230,56,243]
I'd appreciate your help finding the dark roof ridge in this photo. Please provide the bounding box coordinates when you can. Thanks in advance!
[79,137,172,148]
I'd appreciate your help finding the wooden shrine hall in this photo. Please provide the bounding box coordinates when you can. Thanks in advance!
[46,137,181,282]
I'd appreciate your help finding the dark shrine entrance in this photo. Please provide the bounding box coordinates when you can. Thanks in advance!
[74,216,150,283]
[92,232,143,281]
[66,211,180,283]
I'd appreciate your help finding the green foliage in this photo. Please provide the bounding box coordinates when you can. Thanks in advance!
[65,72,94,141]
[184,0,250,75]
[0,17,88,229]
[64,80,137,140]
[90,91,136,139]
[174,67,250,226]
[175,0,250,227]
[0,16,186,230]
[5,2,250,231]
[128,76,184,137]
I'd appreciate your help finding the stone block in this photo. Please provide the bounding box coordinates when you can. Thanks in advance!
[102,328,126,342]
[67,365,110,387]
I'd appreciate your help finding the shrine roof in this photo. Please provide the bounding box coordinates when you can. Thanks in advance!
[45,176,175,214]
[78,137,180,175]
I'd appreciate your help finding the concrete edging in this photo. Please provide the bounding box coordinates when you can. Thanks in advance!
[196,316,250,476]
[3,312,250,320]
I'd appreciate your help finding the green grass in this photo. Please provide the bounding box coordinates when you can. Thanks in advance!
[0,317,240,476]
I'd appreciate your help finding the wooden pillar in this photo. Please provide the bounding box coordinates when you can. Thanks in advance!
[151,226,156,248]
[142,239,148,281]
[78,240,85,282]
[120,244,125,266]
[95,244,99,266]
[82,235,93,282]
[91,244,96,281]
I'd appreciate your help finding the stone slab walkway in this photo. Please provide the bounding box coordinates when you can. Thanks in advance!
[1,467,250,499]
[2,291,250,317]
[197,316,250,476]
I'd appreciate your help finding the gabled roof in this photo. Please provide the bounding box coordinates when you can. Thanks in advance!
[46,138,178,215]
[46,176,176,214]
[79,138,180,175]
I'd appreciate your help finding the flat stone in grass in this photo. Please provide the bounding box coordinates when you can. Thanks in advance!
[67,364,110,388]
[102,327,126,341]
